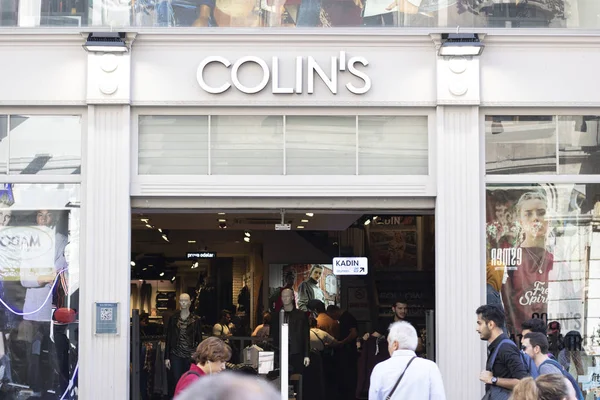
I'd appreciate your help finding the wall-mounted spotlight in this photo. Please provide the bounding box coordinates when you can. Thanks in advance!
[439,33,484,57]
[83,32,128,53]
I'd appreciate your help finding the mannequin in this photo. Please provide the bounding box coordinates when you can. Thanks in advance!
[272,288,310,375]
[165,294,203,392]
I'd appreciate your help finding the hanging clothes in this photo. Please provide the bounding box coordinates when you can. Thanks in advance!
[356,335,390,399]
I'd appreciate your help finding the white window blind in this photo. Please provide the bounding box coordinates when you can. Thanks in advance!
[138,116,208,175]
[358,116,428,175]
[285,116,356,175]
[211,116,283,175]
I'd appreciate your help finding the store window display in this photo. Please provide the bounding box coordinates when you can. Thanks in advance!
[485,183,600,399]
[0,183,80,399]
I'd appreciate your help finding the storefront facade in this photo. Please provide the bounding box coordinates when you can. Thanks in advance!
[0,27,599,399]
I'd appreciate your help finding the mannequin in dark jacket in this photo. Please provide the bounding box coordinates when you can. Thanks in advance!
[164,294,203,394]
[271,288,310,375]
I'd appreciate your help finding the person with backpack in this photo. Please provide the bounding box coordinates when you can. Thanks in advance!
[522,333,584,400]
[510,374,578,400]
[174,337,232,397]
[476,305,529,400]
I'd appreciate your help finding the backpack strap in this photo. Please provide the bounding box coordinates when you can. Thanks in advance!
[488,339,517,371]
[183,370,201,379]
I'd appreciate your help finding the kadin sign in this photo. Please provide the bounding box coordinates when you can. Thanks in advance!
[333,257,368,276]
[95,302,119,335]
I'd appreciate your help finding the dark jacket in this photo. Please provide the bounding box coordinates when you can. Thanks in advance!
[356,336,390,398]
[164,311,203,360]
[271,308,310,359]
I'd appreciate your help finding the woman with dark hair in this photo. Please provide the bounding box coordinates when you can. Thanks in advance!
[174,337,232,397]
[510,374,576,400]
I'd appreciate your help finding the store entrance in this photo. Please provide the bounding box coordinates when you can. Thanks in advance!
[128,209,435,400]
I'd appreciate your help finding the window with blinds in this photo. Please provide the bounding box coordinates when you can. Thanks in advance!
[138,116,208,175]
[211,116,283,175]
[137,114,429,176]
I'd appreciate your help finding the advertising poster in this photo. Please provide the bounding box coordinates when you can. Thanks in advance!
[486,183,600,396]
[269,264,340,311]
[368,216,418,270]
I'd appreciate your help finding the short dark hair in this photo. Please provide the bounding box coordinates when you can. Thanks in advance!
[326,305,340,313]
[476,304,505,329]
[221,309,231,319]
[308,300,326,314]
[521,318,546,334]
[393,300,408,308]
[524,332,549,354]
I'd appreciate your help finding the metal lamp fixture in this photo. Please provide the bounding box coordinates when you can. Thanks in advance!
[83,32,128,53]
[439,33,484,57]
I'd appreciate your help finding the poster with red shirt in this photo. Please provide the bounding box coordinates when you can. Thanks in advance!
[485,184,599,341]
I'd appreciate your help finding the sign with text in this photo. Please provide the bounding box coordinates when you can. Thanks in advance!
[186,251,217,259]
[333,257,368,276]
[275,224,291,231]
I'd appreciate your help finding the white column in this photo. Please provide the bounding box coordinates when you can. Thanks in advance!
[79,105,131,399]
[435,105,485,400]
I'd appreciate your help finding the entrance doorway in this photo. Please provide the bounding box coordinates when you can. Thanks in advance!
[128,209,435,400]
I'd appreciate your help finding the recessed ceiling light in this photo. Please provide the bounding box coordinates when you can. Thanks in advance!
[188,240,196,244]
[218,212,226,215]
[244,231,251,237]
[218,219,227,222]
[306,213,314,217]
[244,237,250,243]
[130,261,136,267]
[148,264,154,267]
[143,267,148,271]
[364,219,371,226]
[159,272,165,277]
[301,219,309,223]
[141,218,149,223]
[162,234,169,242]
[158,228,163,233]
[297,226,305,229]
[145,224,153,229]
[171,276,176,282]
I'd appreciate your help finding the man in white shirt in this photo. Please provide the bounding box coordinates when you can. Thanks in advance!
[369,321,446,400]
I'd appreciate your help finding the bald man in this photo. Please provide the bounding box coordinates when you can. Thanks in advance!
[165,293,204,392]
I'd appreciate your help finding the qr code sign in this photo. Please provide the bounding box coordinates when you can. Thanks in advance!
[100,307,113,321]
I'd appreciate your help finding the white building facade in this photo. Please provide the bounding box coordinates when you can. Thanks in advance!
[0,21,599,400]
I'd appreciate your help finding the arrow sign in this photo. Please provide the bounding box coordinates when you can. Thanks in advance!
[333,257,368,276]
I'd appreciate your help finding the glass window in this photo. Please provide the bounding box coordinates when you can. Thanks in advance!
[8,115,81,175]
[358,116,428,175]
[558,116,600,175]
[485,183,600,398]
[285,116,356,175]
[138,116,208,175]
[486,115,600,176]
[486,116,557,175]
[0,116,7,173]
[211,116,283,175]
[0,183,80,399]
[7,0,600,28]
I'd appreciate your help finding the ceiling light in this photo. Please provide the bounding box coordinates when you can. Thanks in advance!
[159,272,165,277]
[83,32,128,53]
[244,237,250,243]
[148,264,154,267]
[244,231,251,237]
[439,33,484,57]
[218,219,227,222]
[139,279,143,282]
[218,212,226,215]
[158,228,163,233]
[306,213,314,217]
[143,267,148,271]
[171,276,176,282]
[145,224,153,229]
[162,234,169,242]
[130,261,136,267]
[297,226,305,229]
[140,218,149,223]
[364,218,371,226]
[301,219,309,223]
[188,240,196,244]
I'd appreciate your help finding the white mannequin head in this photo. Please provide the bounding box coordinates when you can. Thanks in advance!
[281,288,294,308]
[179,293,191,310]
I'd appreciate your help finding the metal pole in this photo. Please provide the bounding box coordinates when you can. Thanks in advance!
[280,308,288,400]
[131,309,140,400]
